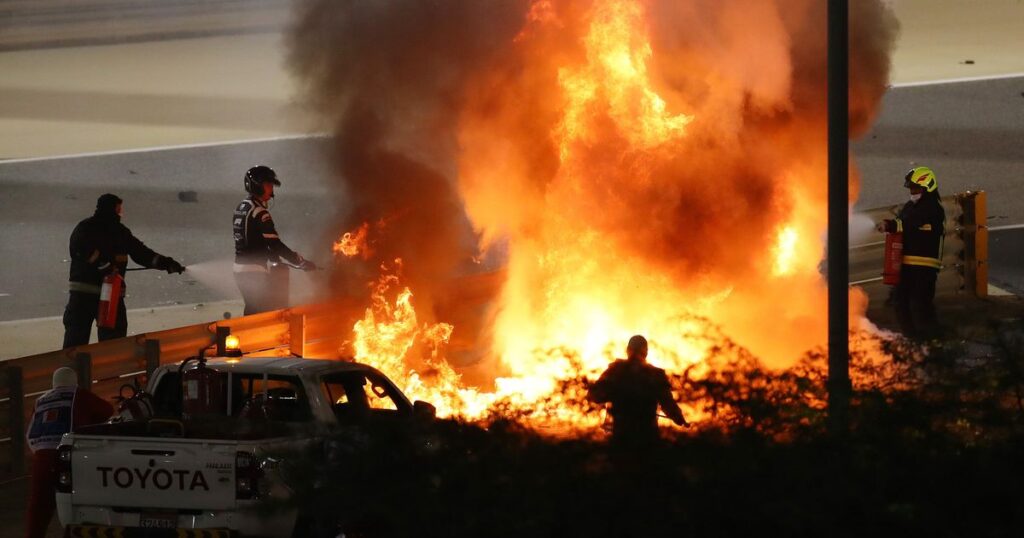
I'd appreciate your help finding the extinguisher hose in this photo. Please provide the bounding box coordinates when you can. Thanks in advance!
[178,357,199,374]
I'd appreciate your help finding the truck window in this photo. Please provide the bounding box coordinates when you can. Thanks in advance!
[322,371,402,422]
[365,378,399,411]
[151,372,182,417]
[231,374,312,422]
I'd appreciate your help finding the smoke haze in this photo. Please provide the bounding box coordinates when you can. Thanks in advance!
[288,0,899,375]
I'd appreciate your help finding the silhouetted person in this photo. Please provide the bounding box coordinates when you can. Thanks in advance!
[590,335,686,448]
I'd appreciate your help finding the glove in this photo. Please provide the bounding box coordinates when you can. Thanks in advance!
[298,259,317,272]
[875,220,891,233]
[162,257,185,274]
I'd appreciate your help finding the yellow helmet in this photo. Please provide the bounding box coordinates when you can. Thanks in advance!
[904,166,937,193]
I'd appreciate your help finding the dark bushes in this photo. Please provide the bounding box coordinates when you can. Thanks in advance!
[278,323,1024,537]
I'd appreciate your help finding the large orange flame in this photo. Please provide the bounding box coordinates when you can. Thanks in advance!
[325,0,893,431]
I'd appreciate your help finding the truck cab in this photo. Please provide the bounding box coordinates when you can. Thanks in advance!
[56,357,432,537]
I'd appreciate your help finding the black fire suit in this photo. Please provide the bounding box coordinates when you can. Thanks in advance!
[63,209,177,348]
[233,196,303,315]
[884,191,946,338]
[589,358,685,449]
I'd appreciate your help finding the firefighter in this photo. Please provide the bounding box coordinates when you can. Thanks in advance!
[233,165,316,315]
[63,194,185,348]
[876,166,946,339]
[24,367,113,538]
[589,335,687,448]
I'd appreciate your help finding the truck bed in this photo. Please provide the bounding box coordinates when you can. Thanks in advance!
[76,417,306,441]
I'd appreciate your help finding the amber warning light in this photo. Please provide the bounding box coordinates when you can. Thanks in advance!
[224,335,242,358]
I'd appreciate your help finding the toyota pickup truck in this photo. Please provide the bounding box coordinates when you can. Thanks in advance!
[55,356,436,537]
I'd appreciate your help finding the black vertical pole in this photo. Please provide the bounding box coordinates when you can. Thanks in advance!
[145,339,161,378]
[827,0,851,435]
[216,326,231,357]
[74,352,93,390]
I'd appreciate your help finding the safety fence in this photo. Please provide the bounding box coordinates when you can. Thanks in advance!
[0,192,989,477]
[0,299,361,477]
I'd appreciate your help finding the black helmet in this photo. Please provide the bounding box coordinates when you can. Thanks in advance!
[243,165,281,196]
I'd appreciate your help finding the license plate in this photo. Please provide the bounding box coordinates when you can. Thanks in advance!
[139,513,177,529]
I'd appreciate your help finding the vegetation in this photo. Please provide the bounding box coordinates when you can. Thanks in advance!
[275,319,1024,537]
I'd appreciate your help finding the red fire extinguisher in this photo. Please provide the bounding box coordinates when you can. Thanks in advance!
[882,232,903,285]
[97,271,124,328]
[180,356,227,420]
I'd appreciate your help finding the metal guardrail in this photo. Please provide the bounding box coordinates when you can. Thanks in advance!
[0,299,361,476]
[0,192,990,476]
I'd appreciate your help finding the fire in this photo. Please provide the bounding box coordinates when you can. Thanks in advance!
[347,255,601,423]
[557,0,691,156]
[333,222,370,259]
[350,261,475,417]
[772,226,800,277]
[337,0,736,428]
[314,0,896,431]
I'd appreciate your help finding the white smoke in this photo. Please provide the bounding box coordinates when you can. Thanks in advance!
[182,259,240,299]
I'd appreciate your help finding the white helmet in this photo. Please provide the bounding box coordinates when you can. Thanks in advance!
[52,367,78,389]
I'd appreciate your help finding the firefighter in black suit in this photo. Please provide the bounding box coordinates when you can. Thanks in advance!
[877,167,946,339]
[63,194,184,348]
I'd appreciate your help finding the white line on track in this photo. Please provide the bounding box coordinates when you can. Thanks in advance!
[989,224,1024,232]
[891,72,1024,88]
[0,474,28,485]
[0,132,329,165]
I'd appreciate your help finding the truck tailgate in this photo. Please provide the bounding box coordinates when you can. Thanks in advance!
[71,436,238,510]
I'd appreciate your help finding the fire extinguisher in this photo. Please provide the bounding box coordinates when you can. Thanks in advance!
[179,355,227,420]
[882,232,903,286]
[114,383,155,422]
[97,271,124,328]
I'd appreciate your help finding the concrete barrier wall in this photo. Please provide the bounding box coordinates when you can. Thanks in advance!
[0,0,293,50]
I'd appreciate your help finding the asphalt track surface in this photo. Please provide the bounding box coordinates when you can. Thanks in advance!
[854,76,1024,221]
[853,75,1024,295]
[0,77,1023,322]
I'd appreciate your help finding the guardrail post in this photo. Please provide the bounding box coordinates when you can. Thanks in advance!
[290,314,306,357]
[215,326,231,356]
[144,339,161,377]
[74,352,92,388]
[8,367,25,475]
[973,191,988,297]
[957,191,989,298]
